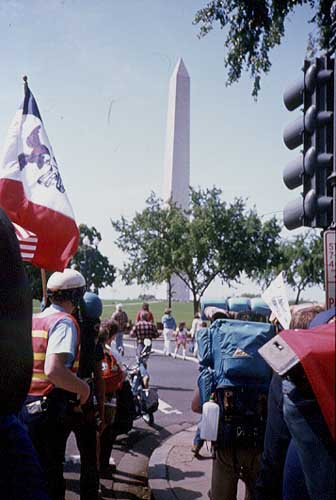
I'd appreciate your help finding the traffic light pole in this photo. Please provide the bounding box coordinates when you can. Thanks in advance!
[333,51,336,226]
[323,52,336,309]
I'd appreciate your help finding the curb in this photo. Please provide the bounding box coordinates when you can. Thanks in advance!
[148,426,247,500]
[148,425,198,500]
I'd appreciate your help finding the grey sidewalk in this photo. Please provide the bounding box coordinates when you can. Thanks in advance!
[148,426,246,500]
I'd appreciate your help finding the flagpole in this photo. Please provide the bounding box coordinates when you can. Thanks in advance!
[41,268,47,309]
[23,75,28,94]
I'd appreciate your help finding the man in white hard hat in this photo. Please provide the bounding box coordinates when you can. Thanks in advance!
[20,268,90,500]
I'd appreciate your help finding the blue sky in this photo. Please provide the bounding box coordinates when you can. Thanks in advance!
[0,0,325,302]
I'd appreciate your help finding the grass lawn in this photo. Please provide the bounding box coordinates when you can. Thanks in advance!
[102,300,195,327]
[33,300,195,328]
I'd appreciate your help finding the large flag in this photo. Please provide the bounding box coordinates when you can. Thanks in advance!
[280,324,335,440]
[0,80,79,270]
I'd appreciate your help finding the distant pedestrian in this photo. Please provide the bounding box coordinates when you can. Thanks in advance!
[135,302,154,323]
[173,321,188,360]
[161,308,176,356]
[111,303,128,356]
[190,312,204,357]
[130,312,159,356]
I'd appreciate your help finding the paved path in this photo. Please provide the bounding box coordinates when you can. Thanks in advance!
[149,426,246,500]
[64,343,200,499]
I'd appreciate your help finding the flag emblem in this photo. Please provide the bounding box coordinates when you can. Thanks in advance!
[18,125,65,193]
[13,222,38,262]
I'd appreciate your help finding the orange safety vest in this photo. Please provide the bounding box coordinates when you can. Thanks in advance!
[101,350,123,393]
[29,311,80,397]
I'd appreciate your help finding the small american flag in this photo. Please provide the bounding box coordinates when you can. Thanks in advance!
[13,222,38,262]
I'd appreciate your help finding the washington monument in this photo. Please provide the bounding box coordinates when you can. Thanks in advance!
[163,57,190,301]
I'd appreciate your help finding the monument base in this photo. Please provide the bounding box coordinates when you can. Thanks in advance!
[169,274,189,302]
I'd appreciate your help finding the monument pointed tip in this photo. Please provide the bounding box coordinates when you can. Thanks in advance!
[172,57,189,78]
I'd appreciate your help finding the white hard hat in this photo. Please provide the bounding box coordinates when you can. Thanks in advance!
[116,303,123,310]
[47,269,86,291]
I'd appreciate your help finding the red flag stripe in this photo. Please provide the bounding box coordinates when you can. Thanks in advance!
[1,179,78,271]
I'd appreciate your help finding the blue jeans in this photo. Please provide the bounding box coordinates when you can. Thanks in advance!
[0,414,49,500]
[115,332,124,354]
[193,423,204,447]
[283,380,335,500]
[283,439,309,500]
[255,373,291,500]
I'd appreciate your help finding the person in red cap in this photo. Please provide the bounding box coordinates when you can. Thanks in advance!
[255,304,324,500]
[257,305,335,500]
[281,317,335,500]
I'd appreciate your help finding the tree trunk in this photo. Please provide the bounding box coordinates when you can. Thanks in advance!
[295,286,302,305]
[167,277,172,308]
[192,293,200,315]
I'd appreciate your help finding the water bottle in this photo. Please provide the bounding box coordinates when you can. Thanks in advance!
[200,395,220,442]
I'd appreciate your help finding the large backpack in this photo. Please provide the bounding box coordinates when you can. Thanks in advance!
[197,318,275,448]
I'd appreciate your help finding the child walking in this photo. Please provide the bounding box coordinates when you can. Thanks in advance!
[173,321,188,360]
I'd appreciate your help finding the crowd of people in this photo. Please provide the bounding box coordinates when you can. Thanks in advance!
[191,303,336,500]
[0,207,196,500]
[0,207,334,500]
[161,308,205,359]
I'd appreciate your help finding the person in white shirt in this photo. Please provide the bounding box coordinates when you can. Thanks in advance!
[190,313,204,357]
[161,308,176,356]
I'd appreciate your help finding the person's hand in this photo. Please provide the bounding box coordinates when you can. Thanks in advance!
[79,380,91,406]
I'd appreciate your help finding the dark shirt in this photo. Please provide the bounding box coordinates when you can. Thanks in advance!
[78,318,103,379]
[255,373,291,500]
[112,310,128,332]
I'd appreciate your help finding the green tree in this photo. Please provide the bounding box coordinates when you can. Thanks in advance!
[70,224,116,293]
[172,188,282,312]
[282,231,324,303]
[193,1,335,97]
[24,264,52,300]
[112,193,186,307]
[25,224,116,298]
[113,188,282,313]
[251,217,288,289]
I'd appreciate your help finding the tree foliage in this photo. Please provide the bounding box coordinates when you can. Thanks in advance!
[25,224,116,298]
[113,188,282,312]
[193,0,335,97]
[251,217,289,288]
[282,231,324,304]
[70,224,116,293]
[253,230,324,303]
[112,192,186,306]
[24,264,52,300]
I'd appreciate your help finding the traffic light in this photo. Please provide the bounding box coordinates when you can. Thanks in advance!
[282,56,334,230]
